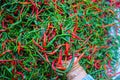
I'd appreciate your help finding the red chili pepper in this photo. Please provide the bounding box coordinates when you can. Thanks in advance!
[36,8,39,20]
[32,39,45,50]
[75,53,84,64]
[0,60,17,63]
[38,9,46,14]
[38,1,42,5]
[17,42,21,55]
[60,24,63,30]
[109,0,113,3]
[12,68,16,75]
[104,64,107,71]
[53,0,57,2]
[17,6,21,10]
[44,53,50,63]
[100,13,107,18]
[44,0,49,5]
[11,78,15,80]
[61,0,64,4]
[108,60,112,68]
[31,5,35,15]
[94,60,101,69]
[106,54,112,60]
[34,64,38,68]
[0,30,5,37]
[73,16,78,34]
[73,8,77,13]
[20,6,24,15]
[30,0,36,7]
[67,30,71,33]
[69,13,73,16]
[43,33,47,46]
[83,35,91,45]
[0,60,13,64]
[75,47,85,53]
[6,15,14,20]
[70,38,74,42]
[85,55,91,60]
[2,20,7,28]
[48,29,56,41]
[56,5,63,11]
[92,46,98,54]
[92,0,97,2]
[57,49,62,65]
[47,44,64,55]
[19,2,31,5]
[11,60,17,66]
[11,60,17,78]
[52,60,56,71]
[0,50,12,57]
[106,38,112,44]
[86,64,91,69]
[109,0,115,6]
[72,33,82,40]
[73,25,78,34]
[30,0,39,20]
[47,49,57,55]
[14,9,18,16]
[0,34,2,38]
[85,24,92,27]
[56,66,66,70]
[47,23,54,30]
[19,61,31,72]
[94,7,102,12]
[55,76,59,80]
[2,39,11,49]
[47,29,53,37]
[67,53,79,60]
[16,71,24,79]
[46,73,51,77]
[100,46,109,49]
[64,42,70,56]
[59,11,63,15]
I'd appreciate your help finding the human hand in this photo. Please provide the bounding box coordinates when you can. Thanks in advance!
[66,58,87,80]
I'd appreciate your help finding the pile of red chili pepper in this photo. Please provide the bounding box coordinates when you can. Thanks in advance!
[0,0,120,79]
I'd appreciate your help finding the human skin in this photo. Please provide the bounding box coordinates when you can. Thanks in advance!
[66,58,87,80]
